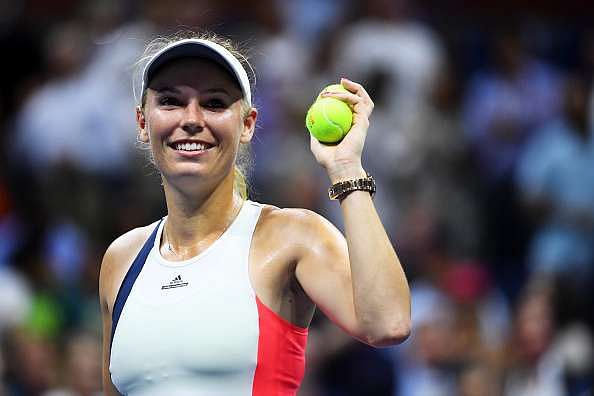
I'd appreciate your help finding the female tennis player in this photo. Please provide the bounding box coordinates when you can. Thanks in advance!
[99,33,411,396]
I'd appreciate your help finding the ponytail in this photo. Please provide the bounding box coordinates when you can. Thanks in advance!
[234,166,248,200]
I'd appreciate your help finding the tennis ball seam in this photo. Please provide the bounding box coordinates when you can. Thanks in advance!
[319,100,347,135]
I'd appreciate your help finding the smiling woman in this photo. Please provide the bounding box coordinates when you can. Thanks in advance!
[99,31,411,396]
[134,34,254,199]
[137,57,255,194]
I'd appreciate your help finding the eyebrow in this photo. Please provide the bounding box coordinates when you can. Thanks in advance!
[203,88,230,94]
[154,87,181,94]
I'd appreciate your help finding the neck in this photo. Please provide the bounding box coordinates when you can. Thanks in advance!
[161,171,243,255]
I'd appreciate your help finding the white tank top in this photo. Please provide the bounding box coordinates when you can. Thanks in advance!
[109,200,308,396]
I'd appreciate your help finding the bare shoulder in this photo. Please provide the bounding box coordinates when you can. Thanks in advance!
[250,204,348,323]
[99,221,161,311]
[255,204,346,255]
[101,224,155,270]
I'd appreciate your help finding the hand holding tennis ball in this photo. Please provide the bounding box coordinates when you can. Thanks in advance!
[306,84,353,143]
[307,78,375,184]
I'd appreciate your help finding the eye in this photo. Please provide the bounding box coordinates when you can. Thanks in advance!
[158,95,181,107]
[203,98,227,109]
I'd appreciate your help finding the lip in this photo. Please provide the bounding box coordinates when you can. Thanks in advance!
[171,147,212,158]
[169,145,215,158]
[168,139,216,158]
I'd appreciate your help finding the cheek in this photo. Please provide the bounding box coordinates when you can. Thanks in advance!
[209,112,244,142]
[147,112,177,139]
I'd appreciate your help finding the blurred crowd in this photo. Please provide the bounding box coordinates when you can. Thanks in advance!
[1,0,593,395]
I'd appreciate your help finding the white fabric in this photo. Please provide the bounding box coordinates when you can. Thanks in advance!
[110,201,263,396]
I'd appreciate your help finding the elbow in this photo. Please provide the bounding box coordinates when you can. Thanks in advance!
[365,320,411,348]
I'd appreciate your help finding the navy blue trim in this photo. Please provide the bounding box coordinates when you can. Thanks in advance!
[110,219,163,352]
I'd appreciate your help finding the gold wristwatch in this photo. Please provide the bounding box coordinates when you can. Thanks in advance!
[328,173,376,200]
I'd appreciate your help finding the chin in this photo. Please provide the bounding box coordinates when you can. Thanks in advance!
[164,163,231,188]
[168,165,209,180]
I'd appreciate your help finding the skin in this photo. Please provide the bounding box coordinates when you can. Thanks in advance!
[99,58,411,395]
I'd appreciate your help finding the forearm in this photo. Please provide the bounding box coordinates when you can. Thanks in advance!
[336,172,411,345]
[311,78,410,345]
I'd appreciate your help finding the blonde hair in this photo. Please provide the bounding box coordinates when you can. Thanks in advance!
[135,30,255,200]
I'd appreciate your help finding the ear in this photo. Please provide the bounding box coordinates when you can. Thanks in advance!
[239,108,257,144]
[136,106,149,143]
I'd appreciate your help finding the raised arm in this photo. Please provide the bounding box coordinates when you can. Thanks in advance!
[298,78,411,347]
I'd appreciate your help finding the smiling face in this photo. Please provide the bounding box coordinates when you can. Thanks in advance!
[137,58,256,189]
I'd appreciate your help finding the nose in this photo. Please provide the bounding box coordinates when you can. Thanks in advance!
[182,99,205,134]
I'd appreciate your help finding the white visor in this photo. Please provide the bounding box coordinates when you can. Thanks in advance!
[141,38,252,106]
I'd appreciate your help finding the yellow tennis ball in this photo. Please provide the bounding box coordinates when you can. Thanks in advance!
[306,84,353,143]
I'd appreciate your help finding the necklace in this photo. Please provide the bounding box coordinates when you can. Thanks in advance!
[163,200,242,258]
[165,226,181,257]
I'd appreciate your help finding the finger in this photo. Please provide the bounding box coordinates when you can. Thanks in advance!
[322,91,372,117]
[340,78,374,106]
[320,91,360,106]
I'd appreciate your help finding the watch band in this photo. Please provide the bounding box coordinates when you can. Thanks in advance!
[328,173,376,200]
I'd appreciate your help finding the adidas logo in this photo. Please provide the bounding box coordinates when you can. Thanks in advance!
[161,274,189,290]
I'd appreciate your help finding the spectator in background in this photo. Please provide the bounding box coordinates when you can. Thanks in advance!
[502,281,563,396]
[391,262,511,396]
[502,278,593,396]
[581,30,594,136]
[516,76,594,278]
[278,0,348,45]
[325,0,444,237]
[13,18,140,177]
[463,27,562,184]
[0,258,32,396]
[3,329,59,396]
[394,57,481,258]
[332,0,443,118]
[0,266,32,334]
[458,362,500,396]
[42,332,102,396]
[440,262,510,359]
[392,282,458,396]
[13,22,96,173]
[462,26,563,297]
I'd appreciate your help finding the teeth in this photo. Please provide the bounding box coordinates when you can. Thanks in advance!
[174,142,208,151]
